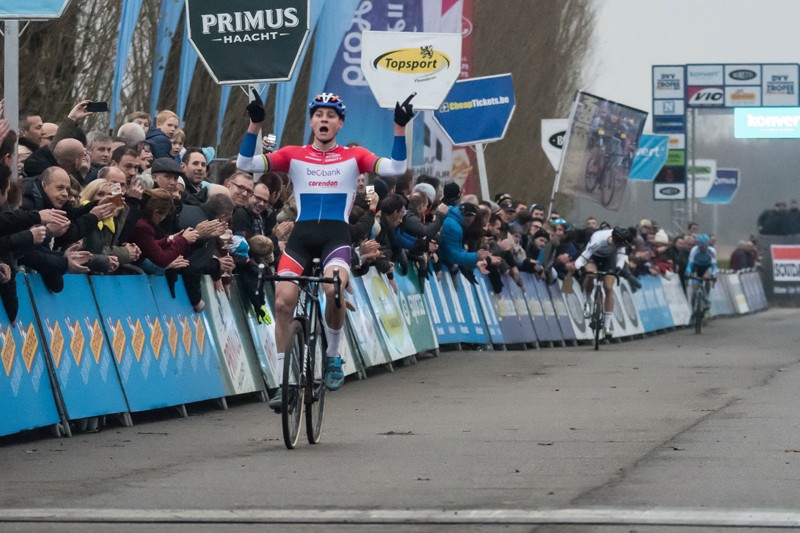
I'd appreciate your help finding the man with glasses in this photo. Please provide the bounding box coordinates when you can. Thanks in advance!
[225,171,255,208]
[232,181,271,239]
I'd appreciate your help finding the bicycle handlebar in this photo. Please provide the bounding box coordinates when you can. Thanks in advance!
[263,270,343,308]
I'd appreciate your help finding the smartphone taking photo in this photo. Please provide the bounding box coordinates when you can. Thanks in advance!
[86,101,109,113]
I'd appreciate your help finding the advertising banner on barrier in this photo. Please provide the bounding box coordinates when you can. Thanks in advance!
[547,281,576,342]
[393,264,439,353]
[613,278,646,337]
[147,276,226,402]
[659,274,690,326]
[495,275,536,345]
[721,272,750,314]
[519,274,556,343]
[438,271,473,344]
[741,271,768,310]
[28,274,129,419]
[474,272,504,344]
[453,272,490,345]
[361,30,462,110]
[559,280,593,341]
[201,277,261,396]
[708,277,734,316]
[240,284,281,389]
[348,277,391,368]
[631,275,674,332]
[360,269,416,360]
[0,275,61,437]
[423,270,460,345]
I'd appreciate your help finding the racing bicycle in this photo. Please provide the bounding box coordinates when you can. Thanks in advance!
[688,273,715,335]
[583,270,618,350]
[584,131,631,208]
[262,259,342,449]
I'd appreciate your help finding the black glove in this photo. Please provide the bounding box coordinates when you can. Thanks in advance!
[246,88,266,124]
[394,93,416,127]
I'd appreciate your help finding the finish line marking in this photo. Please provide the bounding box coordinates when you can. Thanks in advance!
[2,508,800,527]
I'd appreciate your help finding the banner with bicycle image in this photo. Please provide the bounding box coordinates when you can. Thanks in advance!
[553,92,648,211]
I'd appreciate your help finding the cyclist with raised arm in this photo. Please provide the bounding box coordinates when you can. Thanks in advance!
[685,233,718,310]
[566,226,633,339]
[237,90,415,409]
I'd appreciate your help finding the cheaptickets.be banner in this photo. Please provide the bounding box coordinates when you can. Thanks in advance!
[555,92,647,211]
[186,0,310,84]
[360,31,462,110]
[433,74,516,145]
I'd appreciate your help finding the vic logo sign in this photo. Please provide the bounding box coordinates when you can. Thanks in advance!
[186,0,309,84]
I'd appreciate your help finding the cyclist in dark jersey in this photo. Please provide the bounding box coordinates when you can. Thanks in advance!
[237,90,414,406]
[685,233,718,310]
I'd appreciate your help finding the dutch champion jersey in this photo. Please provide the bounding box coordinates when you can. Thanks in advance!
[263,144,379,223]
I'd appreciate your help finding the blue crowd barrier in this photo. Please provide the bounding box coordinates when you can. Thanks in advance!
[1,265,768,439]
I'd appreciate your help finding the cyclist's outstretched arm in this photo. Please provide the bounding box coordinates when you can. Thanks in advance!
[374,95,415,177]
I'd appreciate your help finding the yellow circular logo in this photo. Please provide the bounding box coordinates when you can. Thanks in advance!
[373,47,451,75]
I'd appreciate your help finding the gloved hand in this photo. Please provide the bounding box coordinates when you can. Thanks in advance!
[394,93,416,127]
[256,305,272,325]
[246,88,266,124]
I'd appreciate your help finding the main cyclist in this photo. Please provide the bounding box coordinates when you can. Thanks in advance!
[237,90,415,408]
[566,226,633,338]
[685,233,718,309]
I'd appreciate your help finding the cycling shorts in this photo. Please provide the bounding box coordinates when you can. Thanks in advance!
[588,254,616,273]
[277,220,352,277]
[690,264,711,278]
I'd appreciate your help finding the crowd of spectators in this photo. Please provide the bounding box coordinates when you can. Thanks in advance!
[757,200,800,235]
[0,98,763,326]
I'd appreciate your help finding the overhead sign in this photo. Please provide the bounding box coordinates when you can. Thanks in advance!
[185,0,310,84]
[433,74,515,145]
[0,0,70,18]
[540,118,568,171]
[360,31,462,110]
[701,168,740,205]
[734,107,800,138]
[629,134,669,181]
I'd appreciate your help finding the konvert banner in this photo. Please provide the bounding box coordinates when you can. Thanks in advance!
[628,134,669,181]
[360,30,462,110]
[554,92,647,211]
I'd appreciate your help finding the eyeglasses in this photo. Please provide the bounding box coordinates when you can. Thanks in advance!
[230,181,254,196]
[253,194,270,204]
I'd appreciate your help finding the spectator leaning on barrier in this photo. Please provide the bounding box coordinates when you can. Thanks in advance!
[730,240,757,271]
[439,200,492,275]
[77,178,138,273]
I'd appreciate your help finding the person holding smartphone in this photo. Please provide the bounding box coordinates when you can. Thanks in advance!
[237,90,414,405]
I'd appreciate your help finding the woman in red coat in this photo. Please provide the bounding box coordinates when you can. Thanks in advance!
[130,188,198,270]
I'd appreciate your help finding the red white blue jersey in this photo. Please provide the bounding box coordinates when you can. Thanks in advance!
[237,132,407,223]
[262,144,378,223]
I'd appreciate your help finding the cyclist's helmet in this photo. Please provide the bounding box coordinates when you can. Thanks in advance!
[308,93,346,119]
[696,233,710,246]
[611,226,633,247]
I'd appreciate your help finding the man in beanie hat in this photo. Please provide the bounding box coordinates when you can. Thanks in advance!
[442,182,461,206]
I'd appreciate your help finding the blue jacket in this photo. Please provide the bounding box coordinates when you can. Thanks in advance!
[145,127,172,160]
[438,205,478,269]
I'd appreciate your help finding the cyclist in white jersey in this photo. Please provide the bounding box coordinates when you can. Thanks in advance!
[237,90,414,407]
[567,226,633,338]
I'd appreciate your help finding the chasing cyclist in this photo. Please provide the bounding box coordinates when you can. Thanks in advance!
[566,226,633,338]
[237,90,415,409]
[685,233,718,310]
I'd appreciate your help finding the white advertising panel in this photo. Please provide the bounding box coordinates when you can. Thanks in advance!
[654,99,685,116]
[541,118,568,171]
[668,133,686,150]
[687,64,724,86]
[762,64,799,106]
[725,86,761,107]
[361,31,462,110]
[725,64,761,86]
[687,159,716,198]
[653,66,684,99]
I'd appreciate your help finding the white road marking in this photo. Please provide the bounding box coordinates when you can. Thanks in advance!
[1,508,800,527]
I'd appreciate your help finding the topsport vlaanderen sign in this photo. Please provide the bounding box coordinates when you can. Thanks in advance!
[360,31,462,110]
[185,0,309,84]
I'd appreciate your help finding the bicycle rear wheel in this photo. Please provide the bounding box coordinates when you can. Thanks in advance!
[305,333,326,444]
[282,320,305,449]
[585,151,602,192]
[601,164,616,207]
[592,289,604,351]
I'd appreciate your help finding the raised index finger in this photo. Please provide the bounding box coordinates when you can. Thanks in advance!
[401,93,416,107]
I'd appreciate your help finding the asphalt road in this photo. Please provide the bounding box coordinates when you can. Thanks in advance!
[2,308,800,532]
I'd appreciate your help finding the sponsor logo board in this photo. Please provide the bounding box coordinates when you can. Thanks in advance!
[725,64,761,85]
[654,182,686,200]
[653,116,686,133]
[771,245,800,282]
[725,86,761,107]
[687,64,724,86]
[687,86,724,107]
[654,99,684,116]
[762,64,799,106]
[734,107,800,138]
[653,66,684,99]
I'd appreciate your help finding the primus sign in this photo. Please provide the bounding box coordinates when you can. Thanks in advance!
[361,31,462,110]
[186,0,309,84]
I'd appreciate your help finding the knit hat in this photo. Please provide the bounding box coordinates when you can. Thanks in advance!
[654,229,669,244]
[532,229,550,241]
[373,178,389,204]
[442,182,461,204]
[413,182,436,203]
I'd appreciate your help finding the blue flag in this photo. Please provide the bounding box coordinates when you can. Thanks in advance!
[629,134,669,181]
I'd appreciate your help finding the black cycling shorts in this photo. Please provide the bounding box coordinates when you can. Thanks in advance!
[277,220,352,276]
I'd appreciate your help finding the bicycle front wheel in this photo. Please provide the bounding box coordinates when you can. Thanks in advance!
[693,289,704,335]
[592,289,604,351]
[282,320,306,449]
[305,333,326,444]
[601,165,616,207]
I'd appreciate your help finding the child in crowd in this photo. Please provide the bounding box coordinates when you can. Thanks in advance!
[170,128,186,164]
